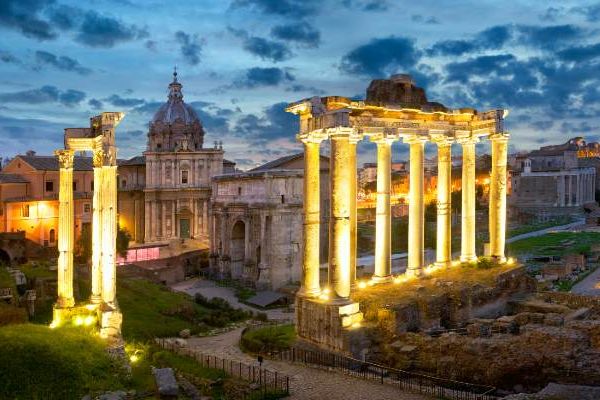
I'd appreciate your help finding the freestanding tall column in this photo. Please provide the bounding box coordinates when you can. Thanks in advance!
[459,136,478,263]
[55,149,75,308]
[101,162,118,306]
[349,137,359,287]
[405,135,427,276]
[372,136,394,282]
[433,137,453,268]
[329,129,352,300]
[489,133,509,263]
[299,136,323,297]
[91,149,104,303]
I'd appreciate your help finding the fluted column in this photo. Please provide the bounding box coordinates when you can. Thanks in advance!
[372,136,395,282]
[459,136,478,263]
[489,133,509,263]
[91,149,104,303]
[299,136,323,297]
[101,164,118,305]
[55,149,75,308]
[345,143,357,287]
[329,129,353,300]
[405,135,427,276]
[433,137,453,268]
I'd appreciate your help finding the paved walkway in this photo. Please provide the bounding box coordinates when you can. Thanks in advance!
[170,278,293,321]
[185,327,430,400]
[571,265,600,296]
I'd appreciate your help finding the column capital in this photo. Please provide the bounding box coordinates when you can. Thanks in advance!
[430,134,453,147]
[489,132,510,142]
[456,135,480,145]
[403,134,428,144]
[298,132,327,144]
[370,135,397,145]
[92,148,105,168]
[54,149,74,169]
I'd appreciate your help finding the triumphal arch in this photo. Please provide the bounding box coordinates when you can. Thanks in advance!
[288,74,510,351]
[52,112,124,338]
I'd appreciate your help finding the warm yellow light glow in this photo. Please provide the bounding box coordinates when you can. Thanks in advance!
[319,293,329,301]
[74,316,84,326]
[323,287,330,295]
[367,280,375,286]
[84,315,95,326]
[49,320,59,329]
[85,304,97,311]
[506,257,515,265]
[357,281,367,289]
[351,321,361,329]
[129,354,139,363]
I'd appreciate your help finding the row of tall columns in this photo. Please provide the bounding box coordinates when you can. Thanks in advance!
[56,150,75,308]
[147,158,213,188]
[298,131,510,301]
[144,199,209,241]
[558,172,596,207]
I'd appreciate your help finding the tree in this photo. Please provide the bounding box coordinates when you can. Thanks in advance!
[74,225,131,263]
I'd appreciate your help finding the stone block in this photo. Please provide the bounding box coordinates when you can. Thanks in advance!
[100,309,122,339]
[153,367,178,397]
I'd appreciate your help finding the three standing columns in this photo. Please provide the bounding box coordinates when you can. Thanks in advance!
[459,137,478,262]
[433,137,453,268]
[489,133,509,263]
[372,136,394,282]
[299,136,323,297]
[55,149,75,308]
[406,135,427,276]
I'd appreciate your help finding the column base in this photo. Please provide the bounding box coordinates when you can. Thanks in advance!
[434,261,451,269]
[460,255,478,263]
[90,294,102,304]
[297,287,321,298]
[371,274,393,284]
[491,255,507,264]
[405,267,424,278]
[296,295,363,354]
[99,307,123,339]
[56,296,75,308]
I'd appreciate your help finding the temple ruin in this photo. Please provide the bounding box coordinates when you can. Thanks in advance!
[52,112,124,339]
[288,74,511,352]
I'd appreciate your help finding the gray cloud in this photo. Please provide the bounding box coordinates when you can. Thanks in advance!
[175,31,204,65]
[34,50,92,75]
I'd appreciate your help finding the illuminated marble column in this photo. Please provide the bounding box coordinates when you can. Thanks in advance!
[372,136,395,282]
[405,135,427,276]
[55,149,75,308]
[459,136,479,263]
[329,129,352,300]
[489,133,509,263]
[433,136,453,268]
[349,136,359,287]
[299,135,323,297]
[101,143,118,305]
[91,149,104,303]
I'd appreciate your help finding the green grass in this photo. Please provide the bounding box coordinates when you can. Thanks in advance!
[20,261,56,280]
[0,266,14,288]
[240,324,296,353]
[0,324,126,400]
[117,277,210,341]
[507,231,600,257]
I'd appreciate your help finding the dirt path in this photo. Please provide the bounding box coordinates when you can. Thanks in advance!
[186,328,431,400]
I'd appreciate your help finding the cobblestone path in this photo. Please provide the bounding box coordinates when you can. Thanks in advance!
[186,328,430,400]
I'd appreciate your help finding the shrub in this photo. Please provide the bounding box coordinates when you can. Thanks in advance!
[240,324,295,353]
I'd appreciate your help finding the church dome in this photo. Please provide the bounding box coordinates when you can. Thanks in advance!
[148,70,205,152]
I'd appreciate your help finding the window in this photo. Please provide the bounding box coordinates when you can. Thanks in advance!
[22,204,29,218]
[0,206,3,216]
[72,181,77,191]
[49,229,55,243]
[91,180,94,191]
[45,181,54,192]
[281,195,285,204]
[121,179,127,188]
[157,143,162,149]
[181,170,188,184]
[84,203,91,213]
[238,187,242,196]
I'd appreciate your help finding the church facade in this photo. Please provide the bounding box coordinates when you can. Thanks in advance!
[143,72,226,245]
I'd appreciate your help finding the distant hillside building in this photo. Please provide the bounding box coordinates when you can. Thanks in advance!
[210,153,330,290]
[510,137,597,220]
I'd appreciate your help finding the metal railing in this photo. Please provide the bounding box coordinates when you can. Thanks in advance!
[156,338,290,396]
[271,346,497,400]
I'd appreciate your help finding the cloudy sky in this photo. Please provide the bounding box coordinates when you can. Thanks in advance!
[1,0,600,169]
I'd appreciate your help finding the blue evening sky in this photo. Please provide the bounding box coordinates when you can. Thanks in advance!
[1,0,600,168]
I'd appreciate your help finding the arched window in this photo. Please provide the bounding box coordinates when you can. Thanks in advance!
[49,229,55,243]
